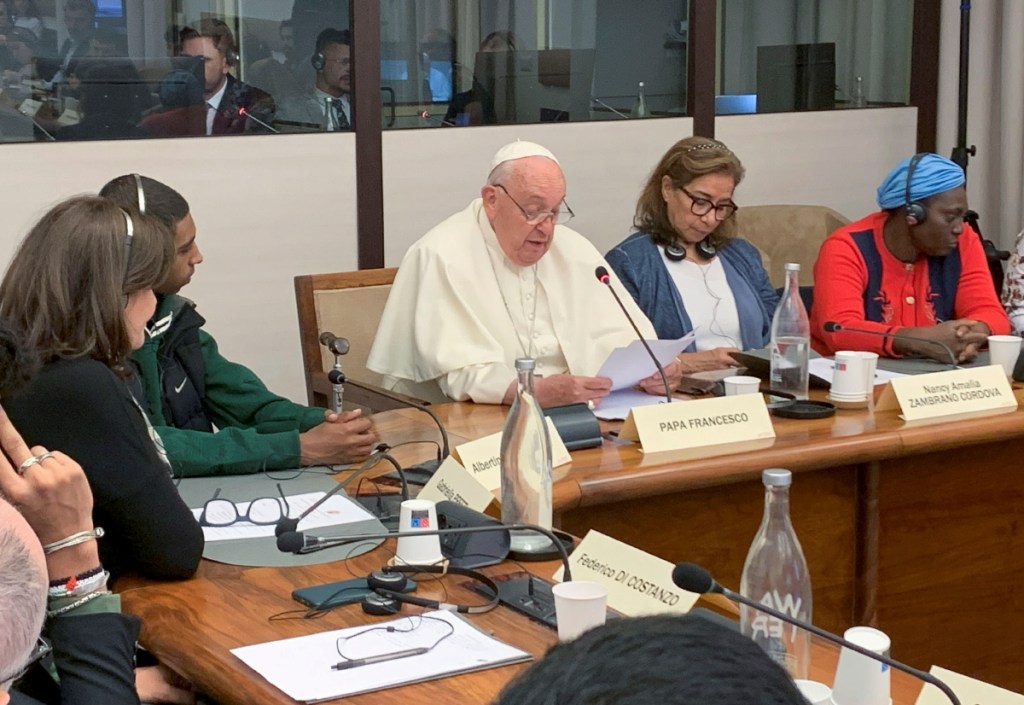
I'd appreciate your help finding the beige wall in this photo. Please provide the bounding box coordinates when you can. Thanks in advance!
[0,107,915,404]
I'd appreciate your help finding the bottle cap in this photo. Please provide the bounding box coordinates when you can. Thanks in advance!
[514,357,536,371]
[762,468,792,487]
[784,262,801,271]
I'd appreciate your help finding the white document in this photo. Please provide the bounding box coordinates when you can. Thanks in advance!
[231,610,532,702]
[596,334,696,391]
[593,387,682,421]
[808,357,905,385]
[192,491,374,542]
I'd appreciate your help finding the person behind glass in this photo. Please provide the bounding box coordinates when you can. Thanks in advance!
[38,0,95,84]
[811,153,1010,362]
[55,59,147,141]
[606,137,778,370]
[10,0,40,39]
[443,30,516,127]
[100,174,378,476]
[0,26,37,83]
[139,68,206,138]
[0,2,11,30]
[178,18,276,136]
[494,614,806,705]
[0,196,203,582]
[277,28,350,131]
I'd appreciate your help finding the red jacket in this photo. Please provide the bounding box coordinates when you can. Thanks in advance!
[811,211,1009,356]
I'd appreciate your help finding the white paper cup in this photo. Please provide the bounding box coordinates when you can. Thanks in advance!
[795,679,834,705]
[987,335,1021,376]
[831,626,891,705]
[723,375,761,396]
[552,580,608,642]
[831,351,868,400]
[853,351,879,391]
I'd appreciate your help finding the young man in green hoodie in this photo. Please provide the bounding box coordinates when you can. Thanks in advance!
[101,174,377,477]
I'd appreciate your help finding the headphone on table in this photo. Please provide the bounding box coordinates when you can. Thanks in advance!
[665,237,716,262]
[360,565,500,616]
[904,152,928,226]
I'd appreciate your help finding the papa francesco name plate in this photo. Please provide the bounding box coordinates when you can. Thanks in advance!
[875,364,1017,421]
[618,394,775,453]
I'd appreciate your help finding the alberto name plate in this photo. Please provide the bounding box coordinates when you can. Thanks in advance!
[618,393,775,453]
[552,530,699,616]
[453,417,571,492]
[875,364,1016,421]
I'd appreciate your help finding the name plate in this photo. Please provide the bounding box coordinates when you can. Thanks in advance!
[453,417,571,492]
[417,456,495,512]
[915,666,1024,705]
[552,530,699,616]
[875,365,1016,421]
[619,394,775,453]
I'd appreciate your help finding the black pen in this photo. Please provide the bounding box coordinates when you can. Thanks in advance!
[331,647,430,671]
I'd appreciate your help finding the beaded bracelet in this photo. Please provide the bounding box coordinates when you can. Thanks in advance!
[42,527,105,555]
[48,565,103,589]
[46,589,110,618]
[48,569,108,599]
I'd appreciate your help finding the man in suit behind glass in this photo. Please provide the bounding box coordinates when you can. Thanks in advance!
[37,0,94,83]
[277,28,350,131]
[178,18,275,135]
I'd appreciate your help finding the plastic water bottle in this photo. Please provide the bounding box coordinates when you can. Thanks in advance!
[740,469,813,679]
[500,358,555,553]
[630,81,649,118]
[770,262,810,400]
[852,76,867,108]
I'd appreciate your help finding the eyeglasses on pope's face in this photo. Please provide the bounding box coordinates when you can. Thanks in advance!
[494,183,574,226]
[198,483,290,527]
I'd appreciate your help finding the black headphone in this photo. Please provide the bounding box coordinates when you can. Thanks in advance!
[311,50,325,71]
[904,153,928,226]
[665,237,716,262]
[360,565,500,616]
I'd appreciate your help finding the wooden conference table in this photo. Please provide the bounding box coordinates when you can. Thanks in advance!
[371,388,1024,693]
[120,545,923,705]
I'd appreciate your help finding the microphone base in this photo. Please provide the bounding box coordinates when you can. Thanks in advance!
[382,459,441,488]
[352,494,403,531]
[486,575,558,628]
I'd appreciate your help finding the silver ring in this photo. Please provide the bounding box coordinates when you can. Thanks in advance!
[35,451,55,463]
[17,456,41,475]
[587,400,595,411]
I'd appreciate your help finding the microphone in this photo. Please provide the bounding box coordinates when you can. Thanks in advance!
[418,110,455,126]
[274,447,394,536]
[320,331,351,356]
[594,266,672,404]
[671,562,962,705]
[276,522,571,581]
[822,321,958,367]
[359,384,451,474]
[238,106,280,134]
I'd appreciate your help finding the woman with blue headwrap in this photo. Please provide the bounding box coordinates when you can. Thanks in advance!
[810,153,1009,362]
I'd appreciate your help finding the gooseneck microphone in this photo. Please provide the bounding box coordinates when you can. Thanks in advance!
[594,266,673,404]
[358,384,451,473]
[238,106,280,134]
[274,447,394,537]
[278,523,572,581]
[822,321,958,368]
[671,562,961,705]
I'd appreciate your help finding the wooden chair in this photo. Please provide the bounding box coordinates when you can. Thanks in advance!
[294,267,418,412]
[734,204,850,287]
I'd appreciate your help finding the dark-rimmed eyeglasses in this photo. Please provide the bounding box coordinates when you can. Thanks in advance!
[679,186,738,221]
[0,636,51,686]
[494,183,574,226]
[199,483,290,527]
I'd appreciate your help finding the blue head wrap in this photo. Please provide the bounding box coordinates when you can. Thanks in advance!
[876,153,965,210]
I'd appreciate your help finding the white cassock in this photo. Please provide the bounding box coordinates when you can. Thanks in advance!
[367,199,656,404]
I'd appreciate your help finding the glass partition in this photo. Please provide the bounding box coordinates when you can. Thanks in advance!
[380,0,690,129]
[716,0,913,116]
[0,0,351,142]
